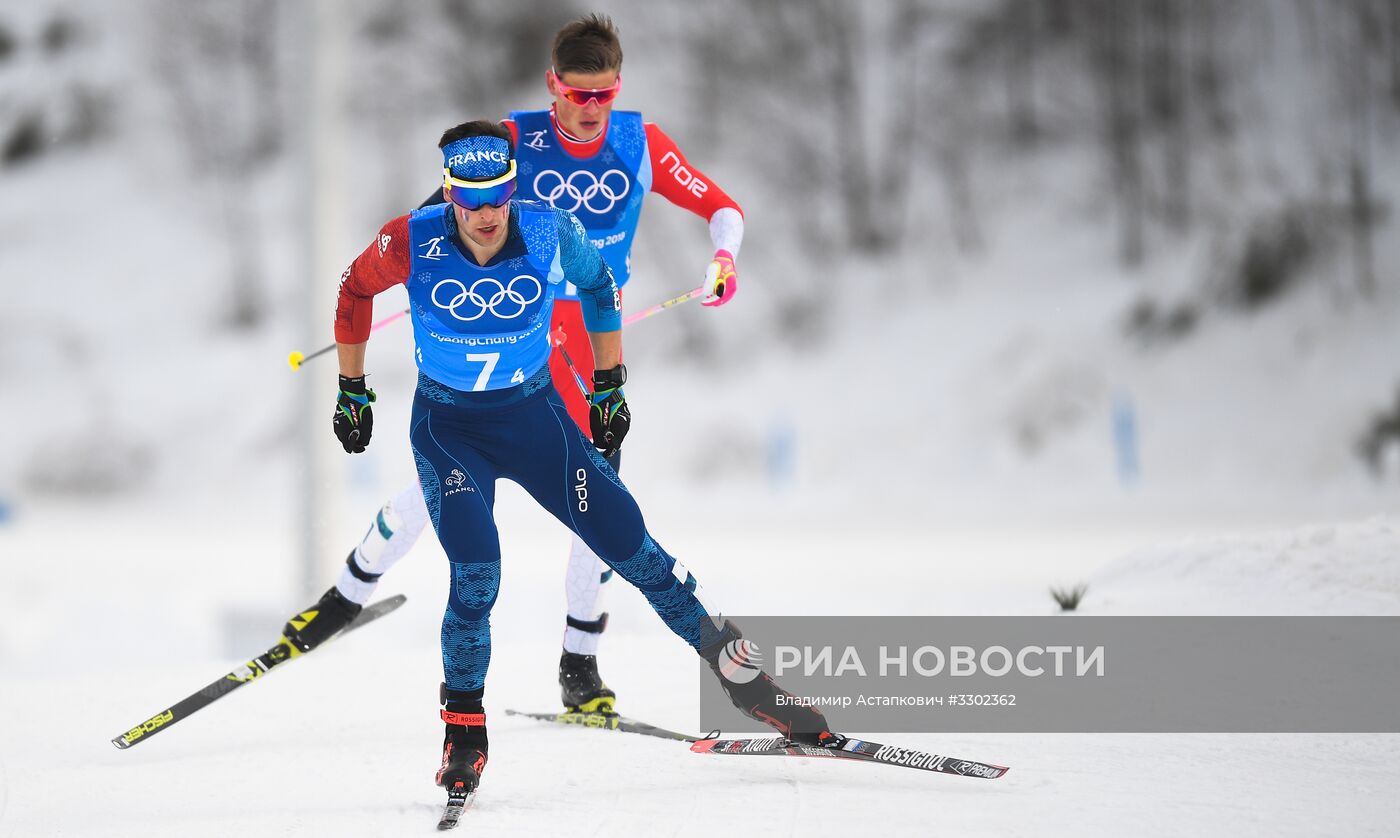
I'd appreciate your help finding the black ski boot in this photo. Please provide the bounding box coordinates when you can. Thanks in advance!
[282,586,363,653]
[559,611,617,713]
[436,685,488,795]
[559,651,617,714]
[702,621,843,747]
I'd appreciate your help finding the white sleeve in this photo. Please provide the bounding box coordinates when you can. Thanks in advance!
[708,206,744,259]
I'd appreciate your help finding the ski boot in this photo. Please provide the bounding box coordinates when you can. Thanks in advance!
[559,611,616,713]
[437,684,488,795]
[559,651,617,714]
[282,586,363,653]
[702,621,844,748]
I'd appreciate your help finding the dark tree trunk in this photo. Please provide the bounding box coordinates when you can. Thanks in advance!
[1091,0,1146,266]
[1345,0,1378,296]
[1006,0,1040,146]
[1147,0,1191,231]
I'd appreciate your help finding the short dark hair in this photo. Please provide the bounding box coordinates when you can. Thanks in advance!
[551,14,622,75]
[438,119,512,151]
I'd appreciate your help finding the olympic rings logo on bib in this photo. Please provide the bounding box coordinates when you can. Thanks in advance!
[431,275,543,321]
[532,168,630,214]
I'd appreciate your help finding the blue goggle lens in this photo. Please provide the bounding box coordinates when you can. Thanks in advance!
[446,178,517,210]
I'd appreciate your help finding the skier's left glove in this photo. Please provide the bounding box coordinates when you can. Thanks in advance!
[333,374,376,454]
[589,364,630,457]
[701,249,737,308]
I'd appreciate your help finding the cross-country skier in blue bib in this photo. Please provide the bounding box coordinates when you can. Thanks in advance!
[283,15,743,718]
[330,121,835,796]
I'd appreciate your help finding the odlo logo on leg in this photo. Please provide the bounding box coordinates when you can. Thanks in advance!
[574,468,588,512]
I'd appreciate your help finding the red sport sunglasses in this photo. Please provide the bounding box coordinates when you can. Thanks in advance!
[550,69,622,107]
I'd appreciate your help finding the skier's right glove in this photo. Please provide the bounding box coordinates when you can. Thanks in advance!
[333,374,376,454]
[589,364,630,457]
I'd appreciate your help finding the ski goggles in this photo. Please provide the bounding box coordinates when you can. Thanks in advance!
[442,162,518,210]
[551,69,622,107]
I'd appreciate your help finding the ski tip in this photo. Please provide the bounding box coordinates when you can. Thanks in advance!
[690,729,724,753]
[110,737,130,750]
[372,593,408,611]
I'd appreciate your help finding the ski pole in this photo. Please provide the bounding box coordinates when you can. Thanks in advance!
[549,283,707,395]
[621,284,705,327]
[287,308,409,370]
[549,328,592,399]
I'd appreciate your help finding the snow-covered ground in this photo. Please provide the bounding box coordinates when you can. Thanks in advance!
[2,507,1399,836]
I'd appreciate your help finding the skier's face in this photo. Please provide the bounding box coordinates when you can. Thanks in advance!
[547,68,620,141]
[453,201,510,255]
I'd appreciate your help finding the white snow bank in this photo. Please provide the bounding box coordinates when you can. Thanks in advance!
[1087,516,1400,615]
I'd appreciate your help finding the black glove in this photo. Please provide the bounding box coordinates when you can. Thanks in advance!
[333,374,376,453]
[588,364,630,457]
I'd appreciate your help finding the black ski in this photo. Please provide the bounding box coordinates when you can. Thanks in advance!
[691,734,1009,779]
[437,785,475,830]
[111,594,407,750]
[505,708,698,743]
